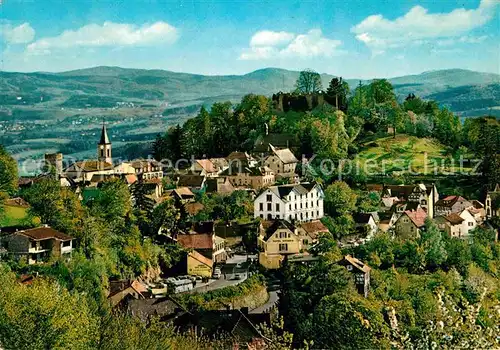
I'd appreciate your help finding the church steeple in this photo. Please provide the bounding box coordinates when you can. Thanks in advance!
[97,121,112,164]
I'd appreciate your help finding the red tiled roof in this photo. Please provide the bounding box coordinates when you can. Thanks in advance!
[177,233,213,249]
[17,226,73,241]
[299,220,329,239]
[404,208,427,228]
[436,196,468,208]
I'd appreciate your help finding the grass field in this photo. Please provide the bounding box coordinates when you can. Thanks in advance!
[354,134,474,175]
[0,205,38,227]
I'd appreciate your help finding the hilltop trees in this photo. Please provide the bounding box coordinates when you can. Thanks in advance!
[295,69,323,94]
[326,77,349,112]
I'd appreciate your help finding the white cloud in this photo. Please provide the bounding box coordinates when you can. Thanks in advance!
[351,0,498,52]
[240,29,344,60]
[250,30,295,47]
[26,21,178,54]
[0,22,35,44]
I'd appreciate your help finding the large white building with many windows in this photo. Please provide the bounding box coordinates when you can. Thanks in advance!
[254,183,324,222]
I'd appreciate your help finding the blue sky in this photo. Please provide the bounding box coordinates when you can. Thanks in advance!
[0,0,498,78]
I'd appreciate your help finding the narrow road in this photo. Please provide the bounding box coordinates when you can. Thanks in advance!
[249,290,279,314]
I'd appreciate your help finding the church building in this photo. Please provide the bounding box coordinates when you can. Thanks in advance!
[65,123,115,182]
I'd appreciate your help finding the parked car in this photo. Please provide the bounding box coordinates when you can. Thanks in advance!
[212,268,222,279]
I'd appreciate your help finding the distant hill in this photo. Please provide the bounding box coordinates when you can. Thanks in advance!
[0,66,499,116]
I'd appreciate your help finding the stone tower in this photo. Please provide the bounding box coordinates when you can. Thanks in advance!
[97,122,112,164]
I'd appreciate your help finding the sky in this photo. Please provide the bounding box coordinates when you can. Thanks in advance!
[0,0,499,79]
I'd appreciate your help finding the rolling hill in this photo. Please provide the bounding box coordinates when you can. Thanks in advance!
[1,67,499,116]
[0,66,498,169]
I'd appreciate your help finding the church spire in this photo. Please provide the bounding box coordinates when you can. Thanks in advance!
[97,120,112,164]
[99,120,110,145]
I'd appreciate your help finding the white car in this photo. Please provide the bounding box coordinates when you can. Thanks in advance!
[212,268,222,279]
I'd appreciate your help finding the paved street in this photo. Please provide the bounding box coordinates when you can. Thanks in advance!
[249,290,279,314]
[191,254,255,292]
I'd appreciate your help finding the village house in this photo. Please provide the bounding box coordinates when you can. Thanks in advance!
[338,255,371,297]
[176,222,226,263]
[295,220,329,249]
[381,183,439,218]
[435,210,477,239]
[192,159,219,177]
[209,157,229,173]
[205,177,235,195]
[352,213,378,239]
[468,200,486,224]
[485,184,500,219]
[0,226,73,264]
[117,159,164,180]
[257,220,326,269]
[253,132,297,154]
[108,279,148,308]
[177,174,206,192]
[221,166,275,190]
[394,208,427,239]
[226,151,258,169]
[186,250,213,278]
[435,195,473,217]
[254,183,324,222]
[263,145,299,181]
[257,220,303,269]
[169,187,195,203]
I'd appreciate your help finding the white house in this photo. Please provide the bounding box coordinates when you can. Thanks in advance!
[459,209,478,237]
[254,183,324,222]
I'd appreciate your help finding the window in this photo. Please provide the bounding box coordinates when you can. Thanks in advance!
[295,204,297,210]
[288,204,291,211]
[311,201,313,208]
[276,203,280,211]
[279,243,288,251]
[347,265,353,271]
[267,203,272,211]
[305,202,308,208]
[266,194,272,202]
[468,222,473,226]
[303,239,309,245]
[259,203,263,211]
[260,214,263,218]
[421,199,427,205]
[306,212,309,218]
[276,215,280,219]
[62,241,71,247]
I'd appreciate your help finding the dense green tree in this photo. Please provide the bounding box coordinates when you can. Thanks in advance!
[324,181,357,216]
[0,265,100,350]
[90,178,132,223]
[356,191,381,212]
[295,69,323,94]
[433,107,462,147]
[326,77,349,112]
[0,145,18,195]
[22,177,85,233]
[152,124,183,162]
